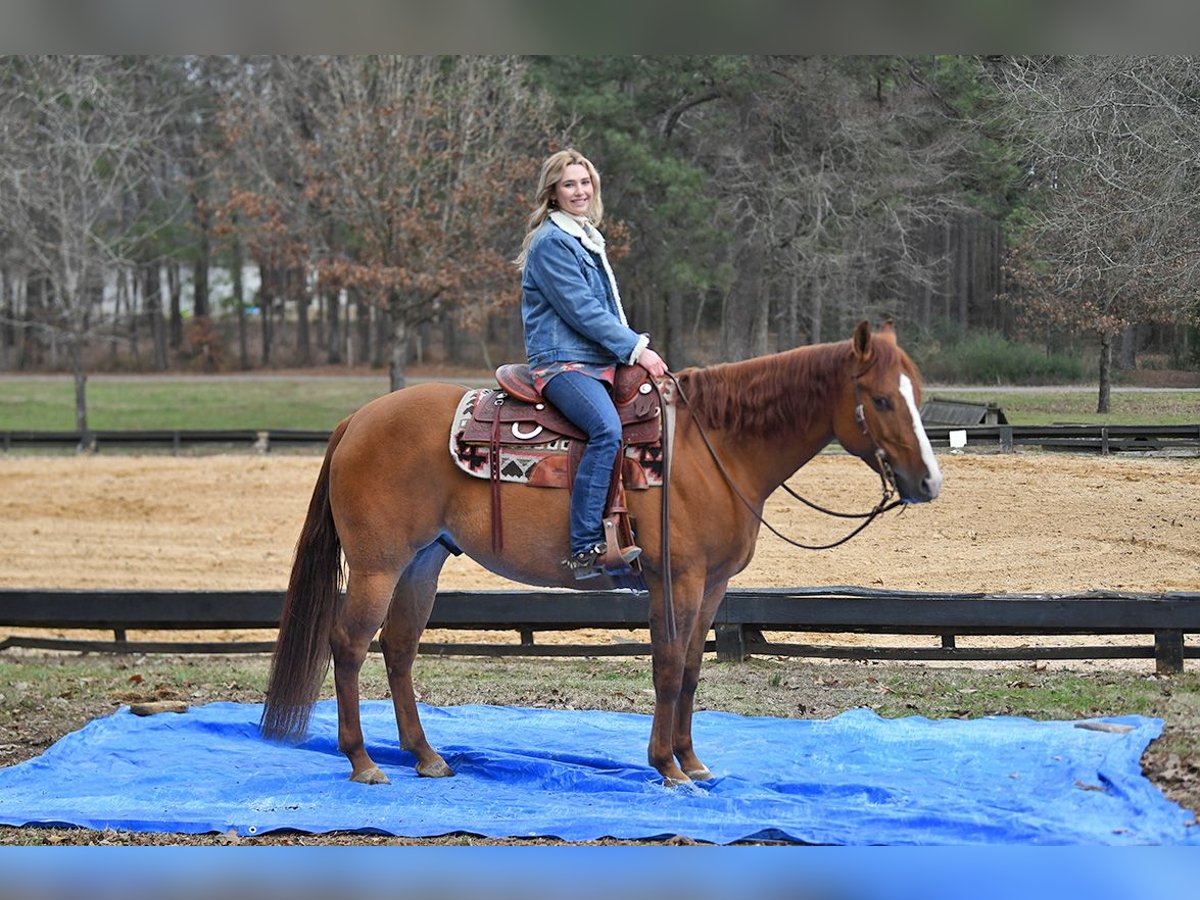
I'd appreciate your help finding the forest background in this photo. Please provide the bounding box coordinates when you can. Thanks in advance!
[1,55,1198,436]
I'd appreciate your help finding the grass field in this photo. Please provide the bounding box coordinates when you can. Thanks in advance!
[0,376,393,431]
[0,373,1197,430]
[929,388,1200,426]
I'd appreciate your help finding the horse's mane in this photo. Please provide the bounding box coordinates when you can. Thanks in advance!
[675,336,915,439]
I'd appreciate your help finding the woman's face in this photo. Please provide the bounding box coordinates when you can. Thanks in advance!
[553,163,594,217]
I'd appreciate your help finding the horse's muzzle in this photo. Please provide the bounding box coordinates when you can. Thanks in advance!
[895,467,943,504]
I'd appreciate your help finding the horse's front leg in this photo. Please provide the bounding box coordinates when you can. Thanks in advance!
[379,543,453,778]
[671,579,729,781]
[332,568,399,784]
[647,578,705,786]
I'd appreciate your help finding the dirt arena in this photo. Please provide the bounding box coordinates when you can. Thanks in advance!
[1,449,1196,599]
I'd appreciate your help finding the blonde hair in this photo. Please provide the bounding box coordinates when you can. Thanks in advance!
[513,148,604,271]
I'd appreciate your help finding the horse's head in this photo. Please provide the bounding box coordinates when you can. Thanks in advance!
[835,320,943,504]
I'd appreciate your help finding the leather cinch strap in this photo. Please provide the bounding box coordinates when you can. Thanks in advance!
[490,395,504,552]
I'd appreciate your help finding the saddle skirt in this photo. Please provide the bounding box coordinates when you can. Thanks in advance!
[449,364,667,490]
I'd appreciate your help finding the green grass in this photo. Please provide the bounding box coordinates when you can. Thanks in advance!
[0,375,1195,431]
[927,389,1200,426]
[0,377,392,431]
[873,668,1174,720]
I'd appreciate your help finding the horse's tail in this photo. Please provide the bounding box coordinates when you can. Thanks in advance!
[260,418,350,741]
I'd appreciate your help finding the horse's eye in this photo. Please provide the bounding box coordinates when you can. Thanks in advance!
[872,396,893,412]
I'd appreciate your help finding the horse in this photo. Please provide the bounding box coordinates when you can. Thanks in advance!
[261,319,943,786]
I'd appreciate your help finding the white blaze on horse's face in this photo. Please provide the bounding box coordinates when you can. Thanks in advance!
[898,373,943,501]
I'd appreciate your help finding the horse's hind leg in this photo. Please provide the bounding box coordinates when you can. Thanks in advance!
[379,541,454,778]
[332,567,400,784]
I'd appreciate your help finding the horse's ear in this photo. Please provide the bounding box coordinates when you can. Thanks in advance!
[852,320,873,362]
[878,318,897,344]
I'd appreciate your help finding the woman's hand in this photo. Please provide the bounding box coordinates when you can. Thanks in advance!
[636,347,669,378]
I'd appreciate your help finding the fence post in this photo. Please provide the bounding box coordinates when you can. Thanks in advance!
[1154,629,1184,675]
[715,624,747,662]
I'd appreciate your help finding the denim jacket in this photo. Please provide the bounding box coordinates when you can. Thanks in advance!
[521,218,645,369]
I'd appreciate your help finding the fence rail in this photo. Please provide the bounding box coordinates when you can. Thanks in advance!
[0,428,331,453]
[1,587,1197,673]
[923,423,1200,454]
[2,424,1199,454]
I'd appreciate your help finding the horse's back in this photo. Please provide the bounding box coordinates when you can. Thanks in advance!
[337,381,467,454]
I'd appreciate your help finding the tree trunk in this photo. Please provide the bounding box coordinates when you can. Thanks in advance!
[941,218,953,323]
[353,288,371,368]
[373,304,387,368]
[722,249,768,361]
[192,257,209,320]
[260,265,274,366]
[325,284,342,365]
[68,336,90,450]
[144,263,168,371]
[231,232,249,371]
[780,275,799,349]
[192,200,211,319]
[1097,330,1113,414]
[294,268,312,366]
[665,288,685,368]
[956,217,970,332]
[0,267,9,371]
[441,315,458,366]
[388,293,408,390]
[111,268,126,365]
[751,278,770,356]
[167,261,183,351]
[810,277,824,345]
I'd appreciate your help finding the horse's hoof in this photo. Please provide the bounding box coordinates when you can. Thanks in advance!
[684,767,714,781]
[662,773,693,788]
[350,766,390,785]
[416,758,454,778]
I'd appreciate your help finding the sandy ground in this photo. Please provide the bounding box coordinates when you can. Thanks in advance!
[1,449,1197,596]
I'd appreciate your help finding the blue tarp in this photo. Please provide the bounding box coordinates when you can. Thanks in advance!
[0,701,1195,844]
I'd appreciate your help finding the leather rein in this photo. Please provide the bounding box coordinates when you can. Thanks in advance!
[661,367,904,554]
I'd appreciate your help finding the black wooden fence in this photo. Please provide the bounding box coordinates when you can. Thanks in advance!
[2,424,1198,454]
[1,587,1197,674]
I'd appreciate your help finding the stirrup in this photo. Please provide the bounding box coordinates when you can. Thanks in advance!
[561,542,641,581]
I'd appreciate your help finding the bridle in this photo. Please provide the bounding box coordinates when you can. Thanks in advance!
[665,366,903,553]
[647,365,903,643]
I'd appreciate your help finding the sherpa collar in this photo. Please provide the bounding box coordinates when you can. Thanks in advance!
[548,210,627,326]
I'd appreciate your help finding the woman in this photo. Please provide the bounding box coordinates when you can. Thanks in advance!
[514,148,669,580]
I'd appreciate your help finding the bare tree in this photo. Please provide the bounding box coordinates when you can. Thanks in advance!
[220,55,550,389]
[995,56,1200,411]
[0,56,175,441]
[312,55,552,389]
[704,57,974,358]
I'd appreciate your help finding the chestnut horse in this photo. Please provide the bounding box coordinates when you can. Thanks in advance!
[261,320,942,785]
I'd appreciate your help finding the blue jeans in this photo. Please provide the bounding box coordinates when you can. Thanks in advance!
[541,370,622,555]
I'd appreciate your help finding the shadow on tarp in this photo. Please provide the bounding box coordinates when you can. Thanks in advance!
[0,701,1195,845]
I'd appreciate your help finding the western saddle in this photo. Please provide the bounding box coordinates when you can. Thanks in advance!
[459,363,665,574]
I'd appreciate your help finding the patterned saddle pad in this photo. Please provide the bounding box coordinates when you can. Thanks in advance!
[449,388,665,489]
